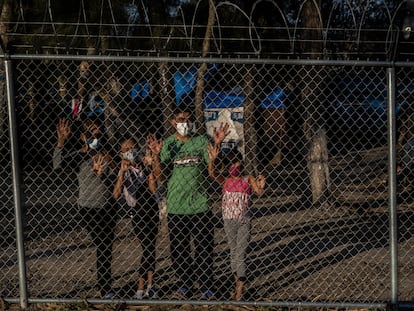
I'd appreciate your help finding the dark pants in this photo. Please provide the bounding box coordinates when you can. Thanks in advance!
[80,206,116,296]
[131,196,159,278]
[167,210,214,292]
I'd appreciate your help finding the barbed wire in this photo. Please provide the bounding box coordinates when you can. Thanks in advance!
[5,23,412,59]
[1,0,412,59]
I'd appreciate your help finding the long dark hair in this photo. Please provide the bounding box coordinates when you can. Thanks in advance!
[81,116,108,153]
[223,148,244,175]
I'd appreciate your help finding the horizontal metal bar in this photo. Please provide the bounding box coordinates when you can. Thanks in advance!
[0,53,408,67]
[3,297,388,309]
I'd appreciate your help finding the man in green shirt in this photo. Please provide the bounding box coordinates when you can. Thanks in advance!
[154,104,228,300]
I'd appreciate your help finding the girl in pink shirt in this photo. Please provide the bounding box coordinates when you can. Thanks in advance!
[208,145,265,301]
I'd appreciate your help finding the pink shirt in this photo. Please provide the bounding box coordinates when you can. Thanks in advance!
[222,177,252,223]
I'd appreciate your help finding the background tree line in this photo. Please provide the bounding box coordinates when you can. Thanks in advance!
[0,0,412,207]
[0,0,410,60]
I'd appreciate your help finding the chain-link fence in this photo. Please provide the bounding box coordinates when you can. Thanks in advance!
[1,55,414,309]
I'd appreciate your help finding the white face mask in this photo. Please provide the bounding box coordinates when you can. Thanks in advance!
[87,138,100,150]
[176,122,194,137]
[122,149,139,162]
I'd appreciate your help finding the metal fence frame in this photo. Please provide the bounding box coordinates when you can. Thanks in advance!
[2,53,413,310]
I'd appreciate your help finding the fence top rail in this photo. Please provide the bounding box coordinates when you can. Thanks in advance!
[1,53,414,67]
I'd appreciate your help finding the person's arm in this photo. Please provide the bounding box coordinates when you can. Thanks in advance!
[112,160,136,199]
[143,139,158,194]
[113,160,129,199]
[113,173,123,199]
[53,118,71,170]
[207,143,225,185]
[147,134,163,182]
[53,146,64,170]
[152,151,161,181]
[148,172,157,194]
[213,122,230,147]
[90,152,119,201]
[249,174,266,195]
[147,135,166,182]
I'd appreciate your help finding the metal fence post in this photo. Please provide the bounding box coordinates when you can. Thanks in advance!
[387,66,398,310]
[5,58,28,309]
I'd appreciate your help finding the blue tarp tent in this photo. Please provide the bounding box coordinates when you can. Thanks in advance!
[204,89,244,109]
[131,81,151,103]
[260,87,286,109]
[174,66,197,105]
[174,64,219,105]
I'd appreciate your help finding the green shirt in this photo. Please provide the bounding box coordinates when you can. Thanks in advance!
[160,134,210,215]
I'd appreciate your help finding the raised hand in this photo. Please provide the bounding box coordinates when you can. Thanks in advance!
[213,122,230,146]
[91,154,107,176]
[119,159,131,173]
[143,147,153,166]
[256,175,266,190]
[56,118,71,148]
[208,142,219,162]
[147,134,162,155]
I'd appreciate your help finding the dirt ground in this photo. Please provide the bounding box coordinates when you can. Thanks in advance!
[0,301,391,311]
[1,146,413,310]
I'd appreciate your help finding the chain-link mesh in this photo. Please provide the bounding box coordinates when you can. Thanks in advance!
[1,57,414,305]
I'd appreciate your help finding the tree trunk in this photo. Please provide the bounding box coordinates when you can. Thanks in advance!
[301,64,331,205]
[144,0,174,136]
[147,0,167,51]
[307,121,330,204]
[158,54,175,137]
[194,0,215,135]
[300,0,331,205]
[243,65,258,175]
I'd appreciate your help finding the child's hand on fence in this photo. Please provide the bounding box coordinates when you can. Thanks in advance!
[56,118,71,148]
[119,159,131,174]
[256,175,266,190]
[208,143,219,162]
[213,122,230,146]
[147,134,162,155]
[143,147,153,166]
[91,154,107,176]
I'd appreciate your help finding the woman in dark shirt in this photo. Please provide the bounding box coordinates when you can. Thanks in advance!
[53,117,117,299]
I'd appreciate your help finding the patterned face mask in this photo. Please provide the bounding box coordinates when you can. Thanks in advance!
[228,165,241,177]
[87,137,101,150]
[122,149,139,163]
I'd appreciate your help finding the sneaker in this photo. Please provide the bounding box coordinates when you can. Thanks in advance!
[144,285,158,299]
[200,289,215,300]
[171,287,191,300]
[102,290,119,299]
[133,289,145,299]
